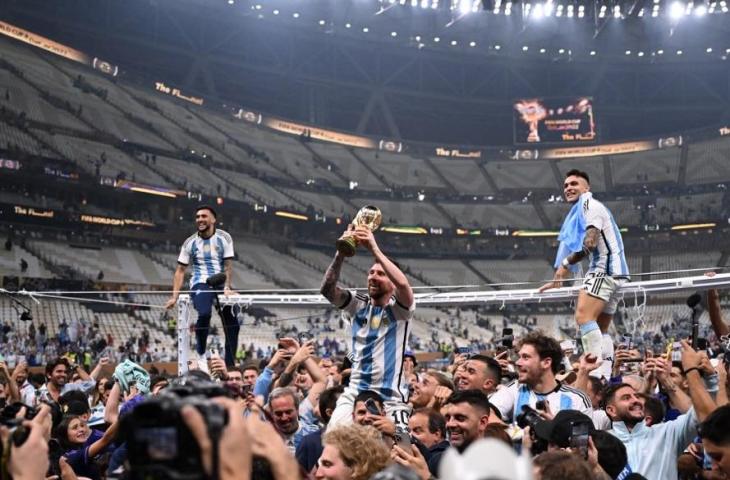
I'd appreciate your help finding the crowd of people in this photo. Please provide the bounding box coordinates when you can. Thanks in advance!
[1,324,729,480]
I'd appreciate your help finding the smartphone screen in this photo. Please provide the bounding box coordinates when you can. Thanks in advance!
[570,422,591,459]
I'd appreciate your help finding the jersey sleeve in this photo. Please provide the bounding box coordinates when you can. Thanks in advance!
[178,238,192,266]
[222,231,235,259]
[583,197,606,231]
[339,290,362,316]
[389,296,416,321]
[490,382,517,422]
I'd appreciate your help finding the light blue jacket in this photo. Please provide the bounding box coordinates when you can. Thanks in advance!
[609,408,697,480]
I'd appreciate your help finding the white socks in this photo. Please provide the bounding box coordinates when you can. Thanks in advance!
[596,333,614,380]
[580,320,603,361]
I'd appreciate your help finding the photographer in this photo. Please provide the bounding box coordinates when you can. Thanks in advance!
[490,331,592,423]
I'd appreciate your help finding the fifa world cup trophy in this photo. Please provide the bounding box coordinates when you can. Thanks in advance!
[336,205,382,257]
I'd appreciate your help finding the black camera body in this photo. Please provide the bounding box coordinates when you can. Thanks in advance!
[120,377,229,480]
[516,405,542,430]
[516,405,548,455]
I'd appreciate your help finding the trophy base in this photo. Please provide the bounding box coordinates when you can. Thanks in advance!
[336,237,357,257]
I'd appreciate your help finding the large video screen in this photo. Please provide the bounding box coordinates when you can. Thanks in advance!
[513,97,597,145]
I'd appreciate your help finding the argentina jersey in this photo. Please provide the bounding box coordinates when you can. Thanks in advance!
[177,229,234,288]
[583,196,629,278]
[490,380,593,423]
[340,291,414,403]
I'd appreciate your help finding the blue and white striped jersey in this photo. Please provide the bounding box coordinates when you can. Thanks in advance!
[177,229,234,288]
[339,291,414,403]
[583,196,630,278]
[490,380,593,423]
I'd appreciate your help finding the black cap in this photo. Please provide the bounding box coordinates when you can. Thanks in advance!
[533,409,594,448]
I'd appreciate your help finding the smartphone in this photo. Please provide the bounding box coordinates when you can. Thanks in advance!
[696,338,708,351]
[502,328,514,349]
[364,398,381,416]
[298,332,314,344]
[569,422,591,459]
[240,384,252,397]
[395,427,411,451]
[456,347,472,355]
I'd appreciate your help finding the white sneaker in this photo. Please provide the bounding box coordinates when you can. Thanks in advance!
[589,359,613,380]
[196,356,210,375]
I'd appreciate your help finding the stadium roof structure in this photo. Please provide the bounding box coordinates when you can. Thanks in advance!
[1,0,729,145]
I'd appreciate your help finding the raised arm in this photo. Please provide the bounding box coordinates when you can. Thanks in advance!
[707,288,730,338]
[540,226,600,292]
[320,252,349,308]
[353,226,414,308]
[681,340,717,422]
[165,264,187,309]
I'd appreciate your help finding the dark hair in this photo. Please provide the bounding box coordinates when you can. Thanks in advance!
[445,389,492,415]
[59,390,88,406]
[319,385,345,425]
[45,357,70,377]
[195,205,217,218]
[534,451,593,479]
[698,405,730,446]
[55,415,86,451]
[601,383,634,409]
[483,423,512,447]
[468,355,502,384]
[588,377,604,401]
[425,370,455,391]
[354,390,384,410]
[242,364,260,375]
[518,331,563,375]
[413,408,446,439]
[638,393,665,426]
[565,169,590,184]
[590,430,628,479]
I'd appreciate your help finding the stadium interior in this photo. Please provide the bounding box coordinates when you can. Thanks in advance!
[0,0,729,365]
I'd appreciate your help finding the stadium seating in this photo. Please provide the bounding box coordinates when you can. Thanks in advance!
[354,150,446,189]
[685,137,730,185]
[429,158,496,195]
[610,148,681,185]
[484,160,555,190]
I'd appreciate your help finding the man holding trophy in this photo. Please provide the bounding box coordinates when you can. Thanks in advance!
[320,206,415,431]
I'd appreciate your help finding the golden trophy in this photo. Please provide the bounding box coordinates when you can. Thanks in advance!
[514,100,547,143]
[336,205,382,257]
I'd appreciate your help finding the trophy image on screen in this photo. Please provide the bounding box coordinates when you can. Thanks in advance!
[336,205,382,257]
[514,100,547,143]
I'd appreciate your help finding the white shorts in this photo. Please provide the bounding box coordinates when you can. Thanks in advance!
[582,272,627,315]
[328,387,412,431]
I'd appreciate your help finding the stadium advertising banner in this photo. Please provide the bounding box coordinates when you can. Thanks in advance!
[155,82,204,106]
[0,21,90,65]
[513,97,596,145]
[508,135,681,160]
[434,147,482,159]
[265,118,376,149]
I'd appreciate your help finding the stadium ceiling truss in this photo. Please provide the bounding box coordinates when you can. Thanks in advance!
[2,0,730,144]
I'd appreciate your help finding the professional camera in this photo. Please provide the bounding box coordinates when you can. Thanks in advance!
[119,375,230,480]
[515,405,548,455]
[516,405,543,430]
